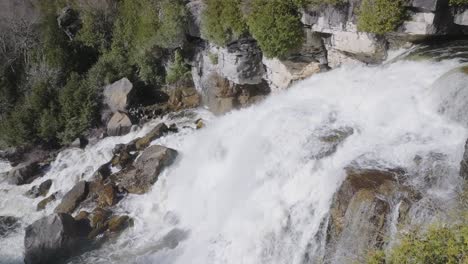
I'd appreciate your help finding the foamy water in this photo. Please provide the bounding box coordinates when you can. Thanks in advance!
[1,59,467,264]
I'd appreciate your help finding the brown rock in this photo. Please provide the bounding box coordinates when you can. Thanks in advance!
[167,86,201,111]
[107,215,132,233]
[134,123,169,150]
[97,184,117,207]
[107,112,133,137]
[54,181,89,214]
[36,193,57,211]
[112,145,178,194]
[75,211,89,221]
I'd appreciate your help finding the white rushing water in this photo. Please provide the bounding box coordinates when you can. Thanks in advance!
[0,59,467,264]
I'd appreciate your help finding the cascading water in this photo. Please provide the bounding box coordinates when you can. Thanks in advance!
[0,58,467,264]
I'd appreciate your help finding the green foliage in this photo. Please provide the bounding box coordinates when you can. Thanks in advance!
[58,73,98,143]
[450,0,468,5]
[86,50,133,89]
[202,0,248,46]
[246,0,304,58]
[0,103,36,146]
[76,4,117,53]
[292,0,344,7]
[357,0,406,35]
[157,0,187,49]
[366,224,468,264]
[165,50,191,86]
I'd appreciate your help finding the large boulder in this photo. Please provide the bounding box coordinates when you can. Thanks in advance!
[112,145,178,194]
[107,112,133,137]
[7,161,43,185]
[24,213,91,264]
[103,78,134,113]
[54,181,89,214]
[25,179,53,198]
[325,162,417,263]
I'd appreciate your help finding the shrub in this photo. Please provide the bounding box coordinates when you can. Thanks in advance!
[156,0,187,49]
[357,0,406,35]
[366,224,468,264]
[59,73,98,143]
[165,50,191,86]
[449,0,468,5]
[292,0,344,7]
[86,50,133,90]
[76,2,117,53]
[201,0,248,46]
[0,103,36,146]
[246,0,304,58]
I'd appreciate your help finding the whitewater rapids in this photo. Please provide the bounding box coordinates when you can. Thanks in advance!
[0,59,467,264]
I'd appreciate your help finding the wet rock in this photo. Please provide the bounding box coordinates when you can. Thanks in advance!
[169,123,178,133]
[90,208,111,229]
[24,213,91,264]
[7,161,43,185]
[37,193,57,211]
[325,162,415,263]
[25,179,52,198]
[134,123,169,151]
[107,215,132,233]
[110,142,138,169]
[70,136,89,149]
[167,86,201,111]
[87,208,111,239]
[107,112,133,137]
[195,118,204,129]
[92,163,112,181]
[55,181,89,214]
[0,216,20,237]
[75,211,90,222]
[113,145,178,194]
[103,78,134,113]
[312,127,354,159]
[96,184,117,207]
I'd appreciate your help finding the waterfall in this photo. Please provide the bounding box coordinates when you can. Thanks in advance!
[1,59,467,264]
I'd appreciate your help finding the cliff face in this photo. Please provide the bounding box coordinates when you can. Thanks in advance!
[184,0,468,114]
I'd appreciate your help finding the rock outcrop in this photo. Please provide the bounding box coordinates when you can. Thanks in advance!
[54,181,89,214]
[24,213,91,264]
[325,161,418,263]
[112,145,178,194]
